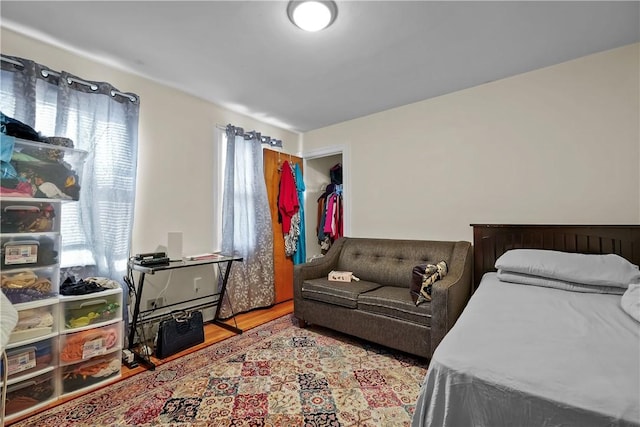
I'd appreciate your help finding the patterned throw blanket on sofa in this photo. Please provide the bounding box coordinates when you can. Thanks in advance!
[411,261,448,305]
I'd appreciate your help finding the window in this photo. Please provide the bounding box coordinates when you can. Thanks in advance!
[1,64,139,276]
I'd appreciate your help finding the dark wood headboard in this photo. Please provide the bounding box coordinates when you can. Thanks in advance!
[471,224,640,289]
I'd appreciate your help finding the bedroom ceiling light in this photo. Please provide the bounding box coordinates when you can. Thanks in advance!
[288,1,337,32]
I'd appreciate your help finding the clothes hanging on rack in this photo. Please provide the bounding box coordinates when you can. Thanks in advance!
[292,163,306,265]
[277,160,298,234]
[277,160,305,261]
[330,162,342,186]
[285,211,301,257]
[317,162,343,253]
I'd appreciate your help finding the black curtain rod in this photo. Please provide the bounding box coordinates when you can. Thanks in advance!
[1,54,137,103]
[218,124,283,148]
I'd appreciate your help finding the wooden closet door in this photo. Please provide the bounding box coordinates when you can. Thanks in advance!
[263,149,303,304]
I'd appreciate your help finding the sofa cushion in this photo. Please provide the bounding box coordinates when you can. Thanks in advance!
[358,286,432,326]
[301,278,382,308]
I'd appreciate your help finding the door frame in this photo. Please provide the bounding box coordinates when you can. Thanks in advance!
[301,144,351,238]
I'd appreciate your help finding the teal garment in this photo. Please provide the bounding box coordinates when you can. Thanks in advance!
[1,134,17,178]
[293,163,306,265]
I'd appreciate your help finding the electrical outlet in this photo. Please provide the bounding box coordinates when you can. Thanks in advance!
[147,296,165,310]
[194,277,202,293]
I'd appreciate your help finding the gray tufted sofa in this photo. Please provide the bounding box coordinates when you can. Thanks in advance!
[293,237,472,359]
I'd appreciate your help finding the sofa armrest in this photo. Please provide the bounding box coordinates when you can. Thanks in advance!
[430,241,472,356]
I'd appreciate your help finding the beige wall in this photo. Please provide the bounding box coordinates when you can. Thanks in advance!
[303,43,640,243]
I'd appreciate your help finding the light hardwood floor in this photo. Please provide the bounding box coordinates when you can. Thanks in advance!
[122,300,293,379]
[7,300,293,425]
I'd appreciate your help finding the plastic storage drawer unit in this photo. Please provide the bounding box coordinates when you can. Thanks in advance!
[1,336,57,381]
[8,301,57,344]
[4,369,57,417]
[59,323,122,364]
[1,265,60,304]
[1,234,59,269]
[0,201,60,233]
[60,350,121,395]
[0,135,87,201]
[60,289,122,331]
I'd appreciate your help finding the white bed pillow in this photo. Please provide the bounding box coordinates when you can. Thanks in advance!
[621,283,640,322]
[496,270,626,295]
[495,249,640,289]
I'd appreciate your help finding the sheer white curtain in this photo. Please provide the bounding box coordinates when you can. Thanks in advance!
[218,125,274,318]
[0,55,139,281]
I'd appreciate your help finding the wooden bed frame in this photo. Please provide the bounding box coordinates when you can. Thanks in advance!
[471,224,640,289]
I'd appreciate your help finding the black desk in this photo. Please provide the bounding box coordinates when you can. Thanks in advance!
[127,255,243,369]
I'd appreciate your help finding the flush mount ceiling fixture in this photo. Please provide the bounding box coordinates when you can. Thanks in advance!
[287,1,337,32]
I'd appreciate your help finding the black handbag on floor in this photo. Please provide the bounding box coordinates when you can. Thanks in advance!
[155,310,205,359]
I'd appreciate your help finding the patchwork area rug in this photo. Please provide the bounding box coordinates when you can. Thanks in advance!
[12,314,428,426]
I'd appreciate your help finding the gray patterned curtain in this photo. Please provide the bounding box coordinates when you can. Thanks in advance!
[219,125,275,318]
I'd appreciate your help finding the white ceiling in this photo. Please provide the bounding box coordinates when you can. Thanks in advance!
[1,1,638,133]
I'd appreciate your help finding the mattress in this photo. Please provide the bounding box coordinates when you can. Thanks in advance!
[412,273,640,427]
